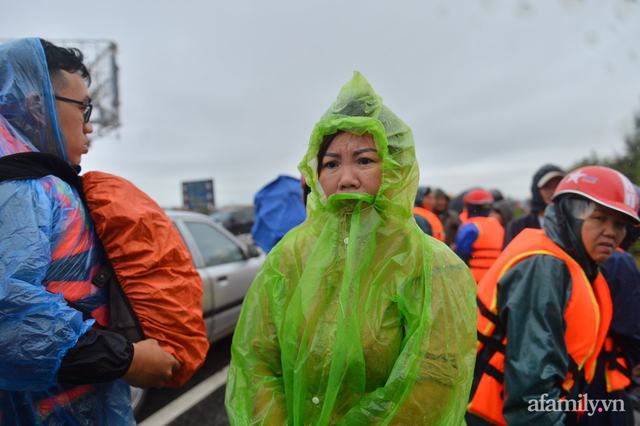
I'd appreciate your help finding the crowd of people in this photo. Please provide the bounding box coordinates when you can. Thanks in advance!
[1,37,639,425]
[413,166,640,425]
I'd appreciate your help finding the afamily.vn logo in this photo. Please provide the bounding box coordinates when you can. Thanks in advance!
[528,393,624,417]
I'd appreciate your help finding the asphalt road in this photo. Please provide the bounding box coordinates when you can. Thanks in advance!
[135,334,640,425]
[135,335,233,424]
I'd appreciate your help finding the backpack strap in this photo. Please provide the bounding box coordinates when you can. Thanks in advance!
[95,261,146,343]
[602,338,632,380]
[476,295,585,400]
[0,152,145,342]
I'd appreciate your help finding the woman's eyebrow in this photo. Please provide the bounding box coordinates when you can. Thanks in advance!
[353,148,378,156]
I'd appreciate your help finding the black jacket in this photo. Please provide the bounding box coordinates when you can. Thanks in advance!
[503,164,565,249]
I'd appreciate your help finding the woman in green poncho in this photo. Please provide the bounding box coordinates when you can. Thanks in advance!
[225,72,477,425]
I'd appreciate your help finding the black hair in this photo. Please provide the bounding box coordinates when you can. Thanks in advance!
[39,38,91,89]
[317,130,344,176]
[467,204,491,218]
[434,188,448,200]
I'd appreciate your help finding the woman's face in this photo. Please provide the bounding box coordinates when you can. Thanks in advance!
[581,205,629,262]
[318,132,382,198]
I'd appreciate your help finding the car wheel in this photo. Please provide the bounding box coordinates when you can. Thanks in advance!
[130,386,147,417]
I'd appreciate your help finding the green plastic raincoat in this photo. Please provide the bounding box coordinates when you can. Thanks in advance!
[225,72,477,425]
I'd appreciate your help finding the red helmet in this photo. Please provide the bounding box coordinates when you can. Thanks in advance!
[553,166,640,225]
[463,189,494,206]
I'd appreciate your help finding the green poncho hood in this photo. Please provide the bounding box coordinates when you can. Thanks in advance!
[226,72,476,425]
[299,72,417,219]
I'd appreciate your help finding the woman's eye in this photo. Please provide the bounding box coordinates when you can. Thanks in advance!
[358,158,373,165]
[323,161,338,169]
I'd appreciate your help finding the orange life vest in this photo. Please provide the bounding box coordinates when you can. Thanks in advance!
[459,208,468,223]
[465,216,504,283]
[602,336,632,392]
[468,228,613,426]
[412,206,445,242]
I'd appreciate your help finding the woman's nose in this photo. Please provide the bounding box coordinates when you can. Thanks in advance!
[601,220,618,237]
[338,167,360,190]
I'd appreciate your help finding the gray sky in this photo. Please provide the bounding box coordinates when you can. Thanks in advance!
[4,0,640,208]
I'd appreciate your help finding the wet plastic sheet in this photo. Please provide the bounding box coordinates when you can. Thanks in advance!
[0,38,134,425]
[226,72,477,425]
[251,174,306,252]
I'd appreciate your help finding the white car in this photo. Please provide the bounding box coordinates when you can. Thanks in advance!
[131,210,265,415]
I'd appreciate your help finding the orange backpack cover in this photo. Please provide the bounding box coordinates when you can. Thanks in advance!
[82,171,209,388]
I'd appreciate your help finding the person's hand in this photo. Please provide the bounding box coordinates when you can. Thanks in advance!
[122,339,181,388]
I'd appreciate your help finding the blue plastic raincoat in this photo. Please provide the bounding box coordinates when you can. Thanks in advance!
[0,38,134,425]
[251,175,306,252]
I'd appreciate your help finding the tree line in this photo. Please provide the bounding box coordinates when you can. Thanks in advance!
[570,114,640,185]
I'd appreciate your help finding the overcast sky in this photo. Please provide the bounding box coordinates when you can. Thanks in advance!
[4,0,640,208]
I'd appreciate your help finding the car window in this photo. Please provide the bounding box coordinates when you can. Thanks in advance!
[210,211,232,222]
[171,221,197,266]
[184,221,245,267]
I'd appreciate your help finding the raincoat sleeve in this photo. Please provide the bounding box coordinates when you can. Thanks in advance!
[226,257,288,425]
[498,255,572,425]
[455,222,478,264]
[0,179,94,391]
[58,328,134,384]
[339,240,477,425]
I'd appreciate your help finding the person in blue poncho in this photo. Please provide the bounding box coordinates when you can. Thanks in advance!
[0,38,178,425]
[251,175,307,252]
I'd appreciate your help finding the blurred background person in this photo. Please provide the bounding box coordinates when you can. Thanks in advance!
[251,175,306,253]
[455,189,504,283]
[413,186,445,242]
[503,164,565,248]
[489,198,515,228]
[434,188,461,248]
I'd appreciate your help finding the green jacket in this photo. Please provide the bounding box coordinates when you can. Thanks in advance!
[225,72,477,425]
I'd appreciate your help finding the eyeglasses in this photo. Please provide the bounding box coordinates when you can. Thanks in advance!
[55,95,93,123]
